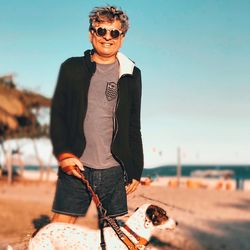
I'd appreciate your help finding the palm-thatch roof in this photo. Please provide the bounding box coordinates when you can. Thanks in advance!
[0,75,51,137]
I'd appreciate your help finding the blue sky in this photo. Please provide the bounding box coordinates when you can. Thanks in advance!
[0,0,249,167]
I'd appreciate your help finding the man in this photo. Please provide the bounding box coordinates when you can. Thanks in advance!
[50,6,143,224]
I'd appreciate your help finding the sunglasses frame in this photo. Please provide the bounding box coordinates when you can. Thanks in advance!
[91,27,123,39]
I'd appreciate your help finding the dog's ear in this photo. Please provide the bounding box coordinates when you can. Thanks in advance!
[146,205,168,226]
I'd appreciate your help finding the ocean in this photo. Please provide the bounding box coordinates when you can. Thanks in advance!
[142,165,250,180]
[12,164,250,180]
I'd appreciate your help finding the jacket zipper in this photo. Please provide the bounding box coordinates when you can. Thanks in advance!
[111,77,129,183]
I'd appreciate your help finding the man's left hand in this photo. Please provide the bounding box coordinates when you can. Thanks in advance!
[126,179,140,194]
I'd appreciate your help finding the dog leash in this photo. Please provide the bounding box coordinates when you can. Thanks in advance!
[62,165,148,250]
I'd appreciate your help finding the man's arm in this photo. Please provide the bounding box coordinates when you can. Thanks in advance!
[50,63,69,156]
[50,63,84,177]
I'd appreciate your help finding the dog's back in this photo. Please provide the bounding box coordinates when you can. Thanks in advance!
[28,204,177,250]
[28,222,127,250]
[29,222,99,250]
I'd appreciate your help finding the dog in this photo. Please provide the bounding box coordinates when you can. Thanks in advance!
[28,204,177,250]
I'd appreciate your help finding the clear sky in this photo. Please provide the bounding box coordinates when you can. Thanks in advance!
[1,0,249,167]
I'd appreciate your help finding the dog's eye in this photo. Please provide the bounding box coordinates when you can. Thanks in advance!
[160,208,167,215]
[134,207,139,212]
[152,219,161,226]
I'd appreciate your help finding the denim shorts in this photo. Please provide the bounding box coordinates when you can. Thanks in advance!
[52,165,127,217]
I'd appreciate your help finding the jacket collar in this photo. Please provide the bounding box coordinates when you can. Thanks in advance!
[117,52,135,78]
[83,50,96,74]
[84,50,135,78]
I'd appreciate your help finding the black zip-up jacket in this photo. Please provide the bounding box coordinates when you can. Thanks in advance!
[50,50,144,182]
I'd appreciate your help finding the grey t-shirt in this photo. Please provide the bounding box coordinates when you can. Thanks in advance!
[80,60,119,169]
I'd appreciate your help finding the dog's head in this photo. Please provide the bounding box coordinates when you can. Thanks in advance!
[145,204,177,230]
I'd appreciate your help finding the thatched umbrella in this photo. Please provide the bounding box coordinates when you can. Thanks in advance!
[0,92,24,130]
[0,75,51,137]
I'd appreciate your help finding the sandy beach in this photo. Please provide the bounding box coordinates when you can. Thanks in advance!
[0,177,250,250]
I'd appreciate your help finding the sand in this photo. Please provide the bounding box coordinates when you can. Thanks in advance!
[0,178,250,250]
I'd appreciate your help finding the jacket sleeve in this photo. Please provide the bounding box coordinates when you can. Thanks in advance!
[129,68,144,181]
[50,62,71,158]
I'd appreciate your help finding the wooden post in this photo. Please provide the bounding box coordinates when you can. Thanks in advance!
[0,144,3,178]
[32,139,44,181]
[46,152,53,181]
[15,140,24,178]
[7,149,12,184]
[177,147,182,187]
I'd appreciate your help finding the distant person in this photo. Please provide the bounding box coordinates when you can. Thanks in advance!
[50,5,144,224]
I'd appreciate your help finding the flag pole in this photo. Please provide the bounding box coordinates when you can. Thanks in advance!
[177,147,182,187]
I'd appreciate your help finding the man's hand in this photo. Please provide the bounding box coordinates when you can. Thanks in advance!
[126,179,140,194]
[59,157,84,179]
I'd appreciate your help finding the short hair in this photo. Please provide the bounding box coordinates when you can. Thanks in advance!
[89,6,129,34]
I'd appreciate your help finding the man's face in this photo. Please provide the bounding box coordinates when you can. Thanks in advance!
[89,20,125,60]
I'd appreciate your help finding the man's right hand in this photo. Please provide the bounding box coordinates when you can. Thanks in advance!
[59,157,84,179]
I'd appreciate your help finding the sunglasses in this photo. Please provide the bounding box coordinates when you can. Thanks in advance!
[91,27,123,39]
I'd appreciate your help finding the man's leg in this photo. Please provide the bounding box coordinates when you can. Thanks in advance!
[51,168,91,221]
[95,166,128,218]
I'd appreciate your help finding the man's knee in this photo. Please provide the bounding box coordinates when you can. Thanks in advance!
[51,213,78,223]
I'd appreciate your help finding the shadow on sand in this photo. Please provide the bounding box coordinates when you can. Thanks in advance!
[177,197,250,250]
[32,214,51,237]
[149,235,181,249]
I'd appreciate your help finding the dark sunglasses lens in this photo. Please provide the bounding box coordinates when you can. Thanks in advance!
[110,30,120,38]
[96,27,107,36]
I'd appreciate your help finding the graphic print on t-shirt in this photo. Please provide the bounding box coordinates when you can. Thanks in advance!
[105,82,118,101]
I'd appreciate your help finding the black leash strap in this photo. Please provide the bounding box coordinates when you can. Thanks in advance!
[99,218,106,250]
